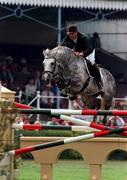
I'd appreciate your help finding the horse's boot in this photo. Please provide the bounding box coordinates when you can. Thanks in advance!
[92,63,103,91]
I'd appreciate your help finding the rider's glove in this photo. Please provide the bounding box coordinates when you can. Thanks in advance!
[74,52,83,56]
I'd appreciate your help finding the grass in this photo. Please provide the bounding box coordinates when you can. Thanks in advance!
[102,161,127,180]
[18,160,127,180]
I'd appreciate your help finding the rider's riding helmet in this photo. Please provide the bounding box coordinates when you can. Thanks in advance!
[68,25,78,33]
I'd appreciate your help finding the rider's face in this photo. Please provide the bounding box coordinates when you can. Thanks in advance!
[68,32,78,40]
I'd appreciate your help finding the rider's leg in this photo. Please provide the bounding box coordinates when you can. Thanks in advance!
[86,49,103,90]
[92,63,103,90]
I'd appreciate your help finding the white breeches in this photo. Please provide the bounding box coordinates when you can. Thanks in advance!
[85,49,95,65]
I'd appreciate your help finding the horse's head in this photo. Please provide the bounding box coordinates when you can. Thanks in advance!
[42,49,57,84]
[42,46,76,85]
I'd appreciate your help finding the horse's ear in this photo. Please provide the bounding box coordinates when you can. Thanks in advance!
[43,49,46,56]
[43,49,50,57]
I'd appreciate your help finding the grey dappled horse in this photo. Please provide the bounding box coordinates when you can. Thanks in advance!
[42,46,116,123]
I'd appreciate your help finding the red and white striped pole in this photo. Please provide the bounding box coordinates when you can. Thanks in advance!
[8,127,126,156]
[14,102,33,109]
[53,114,127,136]
[18,109,127,116]
[12,123,99,132]
[2,108,127,116]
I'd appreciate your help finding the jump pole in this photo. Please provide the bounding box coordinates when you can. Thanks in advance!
[14,102,33,109]
[12,123,127,136]
[2,108,127,116]
[53,114,127,136]
[12,123,98,132]
[8,127,126,156]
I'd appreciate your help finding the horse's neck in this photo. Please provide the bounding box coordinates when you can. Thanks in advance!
[71,58,88,77]
[60,56,89,81]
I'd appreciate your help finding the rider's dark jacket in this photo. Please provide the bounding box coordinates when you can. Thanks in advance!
[60,32,94,57]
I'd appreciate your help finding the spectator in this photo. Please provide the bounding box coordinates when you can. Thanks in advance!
[91,32,101,48]
[60,99,69,109]
[6,56,18,73]
[34,69,42,90]
[41,83,55,108]
[0,64,14,88]
[18,58,29,74]
[25,77,37,103]
[106,116,125,127]
[72,95,84,110]
[71,95,93,121]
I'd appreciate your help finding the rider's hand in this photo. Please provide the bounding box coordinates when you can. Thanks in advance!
[74,52,83,56]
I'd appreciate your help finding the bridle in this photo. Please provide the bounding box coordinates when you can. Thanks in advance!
[42,57,57,79]
[43,57,67,85]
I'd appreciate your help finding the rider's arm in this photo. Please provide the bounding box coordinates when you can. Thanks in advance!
[74,52,83,56]
[60,36,68,46]
[81,35,94,57]
[60,35,74,49]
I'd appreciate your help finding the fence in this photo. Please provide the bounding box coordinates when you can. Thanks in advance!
[15,91,127,109]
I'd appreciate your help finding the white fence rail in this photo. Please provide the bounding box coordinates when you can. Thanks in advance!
[15,91,127,109]
[15,91,72,109]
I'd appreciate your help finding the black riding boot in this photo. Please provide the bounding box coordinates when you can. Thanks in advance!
[92,63,103,90]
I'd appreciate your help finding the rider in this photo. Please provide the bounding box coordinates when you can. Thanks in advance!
[60,25,103,91]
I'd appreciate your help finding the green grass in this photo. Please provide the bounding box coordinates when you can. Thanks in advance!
[102,161,127,180]
[18,160,127,180]
[53,161,89,180]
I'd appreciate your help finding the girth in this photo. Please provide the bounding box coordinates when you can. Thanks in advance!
[76,76,91,95]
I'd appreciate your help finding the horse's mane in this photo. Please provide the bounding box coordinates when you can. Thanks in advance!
[44,46,75,62]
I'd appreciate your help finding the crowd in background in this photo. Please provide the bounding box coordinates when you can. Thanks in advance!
[0,55,58,108]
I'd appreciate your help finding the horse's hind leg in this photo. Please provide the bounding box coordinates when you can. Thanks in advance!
[100,98,112,125]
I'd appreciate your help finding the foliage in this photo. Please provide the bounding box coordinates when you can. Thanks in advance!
[59,149,83,160]
[108,150,127,160]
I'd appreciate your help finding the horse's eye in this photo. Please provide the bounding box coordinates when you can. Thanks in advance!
[51,62,54,67]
